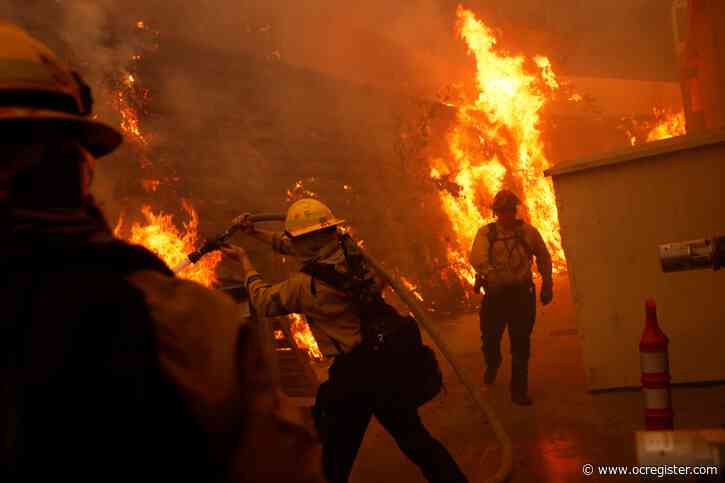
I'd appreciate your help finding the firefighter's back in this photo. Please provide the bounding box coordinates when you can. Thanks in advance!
[1,239,215,483]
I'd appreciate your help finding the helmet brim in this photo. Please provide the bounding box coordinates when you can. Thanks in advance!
[286,218,346,238]
[0,108,122,158]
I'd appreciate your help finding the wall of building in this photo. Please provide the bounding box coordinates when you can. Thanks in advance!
[549,132,725,390]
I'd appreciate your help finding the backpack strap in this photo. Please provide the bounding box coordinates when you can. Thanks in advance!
[487,220,534,257]
[486,222,498,265]
[513,220,533,257]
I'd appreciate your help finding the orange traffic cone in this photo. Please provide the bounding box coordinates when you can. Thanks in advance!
[639,299,674,430]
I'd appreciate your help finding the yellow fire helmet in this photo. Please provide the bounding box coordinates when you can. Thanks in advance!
[285,198,345,238]
[0,21,122,157]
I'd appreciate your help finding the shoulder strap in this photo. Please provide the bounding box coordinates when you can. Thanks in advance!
[487,220,535,264]
[513,220,533,256]
[487,222,497,264]
[486,222,497,243]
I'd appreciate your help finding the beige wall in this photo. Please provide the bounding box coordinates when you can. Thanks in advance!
[551,135,725,390]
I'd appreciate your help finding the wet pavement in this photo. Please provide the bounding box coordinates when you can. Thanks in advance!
[348,274,725,482]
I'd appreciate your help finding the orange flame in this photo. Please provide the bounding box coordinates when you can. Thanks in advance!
[288,313,324,361]
[114,202,221,287]
[645,109,686,143]
[432,6,566,287]
[625,108,686,146]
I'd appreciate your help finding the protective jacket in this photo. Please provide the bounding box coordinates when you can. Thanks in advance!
[2,230,323,483]
[247,237,362,356]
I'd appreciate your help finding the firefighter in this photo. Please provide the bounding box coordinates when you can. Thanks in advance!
[0,22,324,483]
[470,189,553,406]
[222,198,468,483]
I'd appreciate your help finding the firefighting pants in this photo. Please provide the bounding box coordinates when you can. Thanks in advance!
[479,283,536,393]
[313,355,467,483]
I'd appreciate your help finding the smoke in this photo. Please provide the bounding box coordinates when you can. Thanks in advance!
[167,0,463,95]
[1,0,468,192]
[1,1,681,307]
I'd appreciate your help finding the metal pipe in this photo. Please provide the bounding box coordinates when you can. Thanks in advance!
[658,235,725,272]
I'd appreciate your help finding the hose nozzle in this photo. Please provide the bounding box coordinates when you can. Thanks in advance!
[658,236,725,272]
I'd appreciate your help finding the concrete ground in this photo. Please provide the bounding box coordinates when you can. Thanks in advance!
[339,275,725,482]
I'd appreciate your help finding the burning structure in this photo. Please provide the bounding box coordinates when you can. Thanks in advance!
[6,1,725,482]
[52,3,690,352]
[1,3,693,360]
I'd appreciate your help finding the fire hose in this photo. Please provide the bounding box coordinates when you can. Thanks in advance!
[172,214,287,273]
[178,214,513,483]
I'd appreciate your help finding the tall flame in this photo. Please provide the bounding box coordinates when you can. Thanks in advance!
[432,6,566,287]
[114,202,221,287]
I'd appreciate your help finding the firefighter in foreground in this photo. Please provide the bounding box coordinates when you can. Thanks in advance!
[470,190,553,406]
[0,22,323,483]
[223,198,468,483]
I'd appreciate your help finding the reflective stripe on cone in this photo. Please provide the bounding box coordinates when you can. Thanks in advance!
[639,299,674,431]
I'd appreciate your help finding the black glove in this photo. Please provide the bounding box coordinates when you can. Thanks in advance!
[540,280,553,306]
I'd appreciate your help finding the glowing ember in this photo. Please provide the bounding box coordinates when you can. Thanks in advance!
[288,313,324,361]
[432,6,566,287]
[142,179,161,192]
[286,178,320,203]
[113,67,150,148]
[400,275,425,302]
[114,201,221,287]
[273,330,285,340]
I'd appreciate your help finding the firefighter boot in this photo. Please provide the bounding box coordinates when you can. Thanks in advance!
[510,360,532,406]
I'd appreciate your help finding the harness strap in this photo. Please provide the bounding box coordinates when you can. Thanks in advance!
[487,220,533,265]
